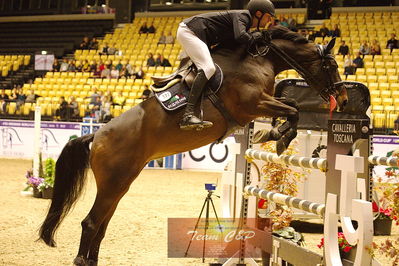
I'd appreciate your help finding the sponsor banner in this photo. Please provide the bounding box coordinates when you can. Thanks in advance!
[0,119,81,159]
[182,137,236,171]
[168,218,271,258]
[372,135,399,179]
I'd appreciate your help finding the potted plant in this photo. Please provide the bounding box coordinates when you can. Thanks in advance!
[369,151,399,264]
[372,155,399,236]
[25,170,44,198]
[38,158,56,199]
[318,232,355,260]
[372,201,393,236]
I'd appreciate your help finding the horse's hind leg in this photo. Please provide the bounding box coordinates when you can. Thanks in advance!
[85,203,119,266]
[73,162,144,266]
[73,192,125,266]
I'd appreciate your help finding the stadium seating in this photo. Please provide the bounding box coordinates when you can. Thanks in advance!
[5,11,397,131]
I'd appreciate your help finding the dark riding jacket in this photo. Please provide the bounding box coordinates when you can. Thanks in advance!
[183,10,252,48]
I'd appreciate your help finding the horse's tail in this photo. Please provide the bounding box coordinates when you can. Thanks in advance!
[39,133,94,247]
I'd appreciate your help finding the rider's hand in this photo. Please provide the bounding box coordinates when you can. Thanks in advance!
[251,31,263,42]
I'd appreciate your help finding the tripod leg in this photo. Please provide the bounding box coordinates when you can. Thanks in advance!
[210,197,223,233]
[184,197,208,257]
[203,197,210,263]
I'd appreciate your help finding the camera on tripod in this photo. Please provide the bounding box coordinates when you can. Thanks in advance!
[205,183,216,191]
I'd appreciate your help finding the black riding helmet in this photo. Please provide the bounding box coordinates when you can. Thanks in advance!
[247,0,276,18]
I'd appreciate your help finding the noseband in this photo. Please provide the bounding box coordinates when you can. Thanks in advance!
[316,45,346,102]
[249,35,344,102]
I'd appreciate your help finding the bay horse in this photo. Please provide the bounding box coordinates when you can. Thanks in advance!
[39,26,348,265]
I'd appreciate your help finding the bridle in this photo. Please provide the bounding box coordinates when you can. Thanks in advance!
[248,34,345,102]
[315,45,346,102]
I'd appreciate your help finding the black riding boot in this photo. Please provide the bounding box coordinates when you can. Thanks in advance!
[179,70,213,130]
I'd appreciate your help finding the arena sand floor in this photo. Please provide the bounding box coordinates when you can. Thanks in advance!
[0,158,395,265]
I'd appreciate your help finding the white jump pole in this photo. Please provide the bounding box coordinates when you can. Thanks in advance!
[245,148,328,172]
[368,155,399,167]
[33,106,41,178]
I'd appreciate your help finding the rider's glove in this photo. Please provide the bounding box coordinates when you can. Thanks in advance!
[251,31,263,42]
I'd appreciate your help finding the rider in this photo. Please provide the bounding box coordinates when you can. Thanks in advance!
[177,0,276,130]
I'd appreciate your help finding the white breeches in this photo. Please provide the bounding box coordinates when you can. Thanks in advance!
[176,22,216,80]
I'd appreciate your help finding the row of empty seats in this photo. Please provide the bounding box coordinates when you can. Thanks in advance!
[0,55,30,77]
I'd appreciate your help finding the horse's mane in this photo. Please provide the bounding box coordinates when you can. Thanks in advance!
[267,25,308,44]
[211,25,308,55]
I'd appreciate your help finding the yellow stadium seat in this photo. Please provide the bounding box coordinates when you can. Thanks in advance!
[99,84,108,91]
[386,68,396,76]
[355,68,365,75]
[387,113,397,128]
[374,61,385,68]
[371,97,382,105]
[375,68,386,75]
[390,83,399,91]
[367,75,378,83]
[363,55,373,62]
[364,61,374,69]
[374,55,383,61]
[346,75,356,81]
[372,113,386,128]
[356,75,367,83]
[380,90,391,98]
[372,104,384,113]
[379,83,390,91]
[369,90,380,97]
[365,68,376,75]
[7,102,17,115]
[388,75,398,83]
[382,98,393,106]
[378,75,388,82]
[384,105,395,113]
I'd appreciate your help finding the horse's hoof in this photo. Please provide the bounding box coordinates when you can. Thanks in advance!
[276,139,287,156]
[253,129,270,144]
[73,256,88,266]
[87,259,98,266]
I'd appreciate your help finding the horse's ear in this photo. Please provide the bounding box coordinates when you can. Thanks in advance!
[326,38,336,52]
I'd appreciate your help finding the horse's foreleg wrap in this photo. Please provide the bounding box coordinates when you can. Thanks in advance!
[277,120,291,134]
[252,120,291,144]
[276,128,298,156]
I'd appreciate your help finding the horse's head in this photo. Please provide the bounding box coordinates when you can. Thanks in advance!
[310,38,348,112]
[264,26,348,112]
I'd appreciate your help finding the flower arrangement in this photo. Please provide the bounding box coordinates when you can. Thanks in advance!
[369,150,399,265]
[39,158,56,190]
[24,156,56,198]
[372,152,399,224]
[372,201,394,221]
[256,139,309,230]
[26,170,44,188]
[318,232,354,254]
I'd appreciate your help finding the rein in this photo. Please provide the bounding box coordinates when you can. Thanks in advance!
[248,35,344,102]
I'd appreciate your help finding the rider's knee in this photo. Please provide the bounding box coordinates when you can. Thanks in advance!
[204,65,216,80]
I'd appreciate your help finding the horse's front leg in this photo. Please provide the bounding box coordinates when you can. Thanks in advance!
[252,96,299,155]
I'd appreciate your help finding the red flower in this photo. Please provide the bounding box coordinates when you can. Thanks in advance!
[343,246,352,253]
[386,171,394,177]
[258,199,267,209]
[384,208,392,216]
[372,202,379,212]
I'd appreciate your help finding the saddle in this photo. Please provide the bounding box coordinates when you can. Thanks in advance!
[150,59,223,111]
